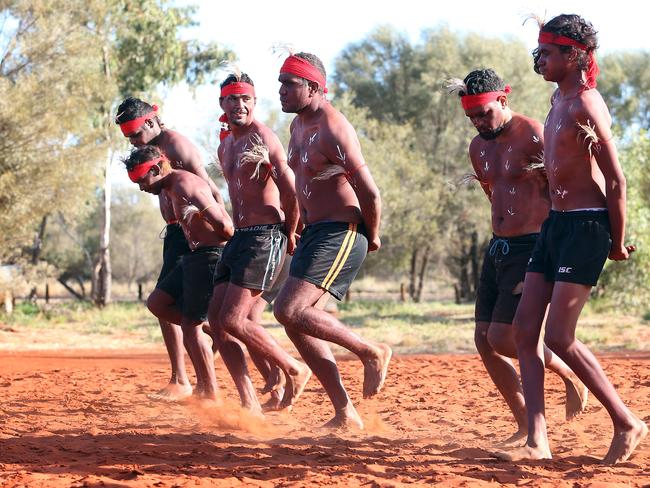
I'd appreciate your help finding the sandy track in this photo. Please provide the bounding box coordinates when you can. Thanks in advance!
[0,351,648,487]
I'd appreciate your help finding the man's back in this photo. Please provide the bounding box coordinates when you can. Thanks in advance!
[166,170,229,249]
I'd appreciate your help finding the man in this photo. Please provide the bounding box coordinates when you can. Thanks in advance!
[208,72,311,413]
[123,145,234,400]
[451,69,588,446]
[498,14,647,463]
[274,52,392,430]
[115,98,223,400]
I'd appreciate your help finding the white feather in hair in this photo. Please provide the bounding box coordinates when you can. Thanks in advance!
[219,61,242,81]
[521,11,545,29]
[445,78,468,96]
[270,42,296,57]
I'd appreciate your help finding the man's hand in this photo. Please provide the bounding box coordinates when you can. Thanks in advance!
[287,233,299,255]
[608,244,636,261]
[368,235,381,252]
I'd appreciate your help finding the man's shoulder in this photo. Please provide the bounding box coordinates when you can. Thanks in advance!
[572,89,608,116]
[512,112,542,131]
[161,129,196,153]
[319,104,354,136]
[251,120,281,144]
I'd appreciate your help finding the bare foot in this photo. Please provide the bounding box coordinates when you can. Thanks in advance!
[260,366,285,395]
[495,429,527,448]
[362,343,392,398]
[147,382,192,402]
[494,443,552,461]
[564,375,588,420]
[602,418,648,464]
[261,389,284,412]
[322,404,364,431]
[280,363,312,409]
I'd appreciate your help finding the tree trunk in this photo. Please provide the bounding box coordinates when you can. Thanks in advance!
[27,215,48,301]
[415,245,430,303]
[409,247,418,301]
[94,148,112,307]
[93,42,113,307]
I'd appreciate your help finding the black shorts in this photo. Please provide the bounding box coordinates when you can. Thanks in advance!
[181,246,223,323]
[213,224,286,292]
[261,254,292,303]
[290,221,368,301]
[527,210,611,286]
[155,223,190,300]
[475,233,538,324]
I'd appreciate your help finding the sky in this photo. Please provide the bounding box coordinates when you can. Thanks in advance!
[114,0,647,185]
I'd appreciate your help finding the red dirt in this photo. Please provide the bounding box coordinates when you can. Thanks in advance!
[0,350,648,487]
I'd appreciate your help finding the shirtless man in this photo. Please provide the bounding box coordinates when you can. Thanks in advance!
[115,98,224,400]
[123,145,233,400]
[208,72,311,413]
[451,69,587,445]
[274,52,392,429]
[497,14,647,463]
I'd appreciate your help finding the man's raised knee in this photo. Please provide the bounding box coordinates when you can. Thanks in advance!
[273,299,297,329]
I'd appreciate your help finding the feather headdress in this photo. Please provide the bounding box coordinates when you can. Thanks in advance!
[219,61,242,81]
[445,78,468,96]
[521,11,546,29]
[271,42,296,58]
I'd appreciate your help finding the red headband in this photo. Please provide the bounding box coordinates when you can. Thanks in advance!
[280,55,328,94]
[128,157,163,183]
[461,86,511,110]
[538,31,599,89]
[220,82,255,98]
[119,105,158,136]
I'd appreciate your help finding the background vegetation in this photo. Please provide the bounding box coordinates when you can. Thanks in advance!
[1,4,648,330]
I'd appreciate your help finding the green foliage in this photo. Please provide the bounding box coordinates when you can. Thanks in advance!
[599,51,650,132]
[1,0,232,303]
[0,1,106,262]
[333,26,549,297]
[333,97,445,275]
[105,0,234,95]
[598,130,650,312]
[333,26,649,303]
[110,187,165,288]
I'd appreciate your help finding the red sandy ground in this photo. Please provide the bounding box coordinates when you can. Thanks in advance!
[0,350,648,487]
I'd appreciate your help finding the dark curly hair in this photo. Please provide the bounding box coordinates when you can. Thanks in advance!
[115,97,163,127]
[294,52,327,93]
[533,14,599,74]
[220,72,255,92]
[460,69,507,96]
[122,145,163,172]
